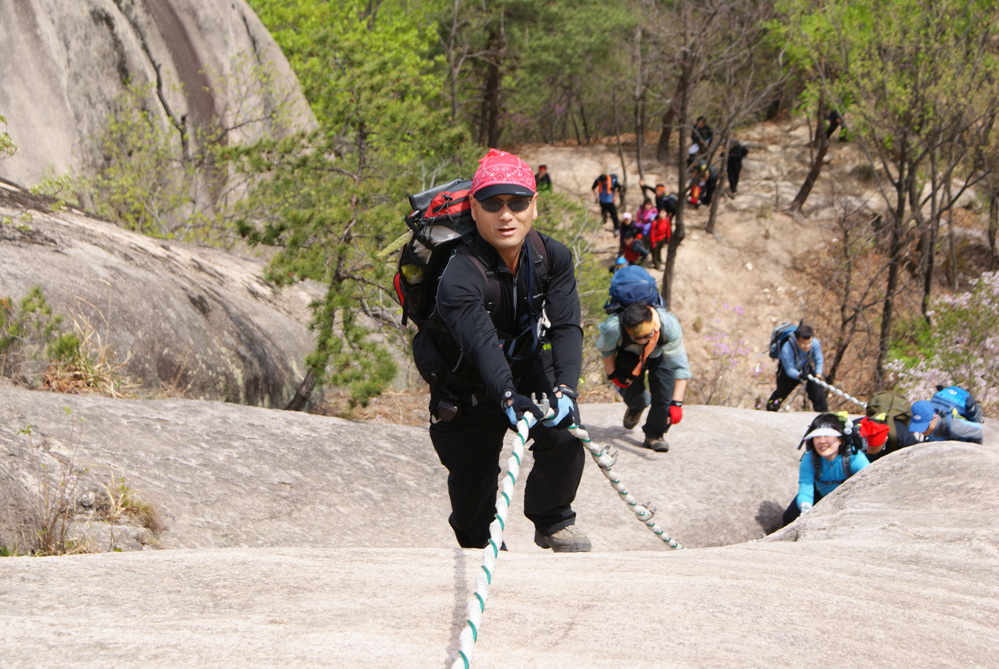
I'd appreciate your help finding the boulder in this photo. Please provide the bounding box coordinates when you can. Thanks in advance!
[0,384,996,666]
[0,183,320,406]
[0,0,315,188]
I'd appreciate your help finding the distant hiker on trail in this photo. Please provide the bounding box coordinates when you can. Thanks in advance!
[534,164,552,192]
[689,115,714,160]
[907,400,984,444]
[422,148,591,553]
[619,227,649,267]
[597,301,690,453]
[648,208,671,270]
[592,172,623,232]
[782,413,870,527]
[766,324,828,412]
[687,159,718,208]
[639,179,677,216]
[635,197,657,230]
[826,110,844,140]
[726,139,749,194]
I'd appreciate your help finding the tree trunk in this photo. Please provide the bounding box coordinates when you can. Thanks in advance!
[633,25,645,178]
[788,96,829,213]
[990,179,998,269]
[657,106,675,163]
[662,67,691,310]
[705,131,729,234]
[285,369,316,411]
[478,28,503,147]
[876,165,908,385]
[612,90,629,212]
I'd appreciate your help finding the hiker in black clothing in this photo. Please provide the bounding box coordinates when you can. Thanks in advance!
[534,164,552,192]
[422,148,590,553]
[639,178,677,216]
[826,110,844,140]
[726,139,749,194]
[691,116,714,153]
[765,324,828,412]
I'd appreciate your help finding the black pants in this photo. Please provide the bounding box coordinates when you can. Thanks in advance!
[621,354,676,440]
[599,201,621,231]
[727,163,742,192]
[766,370,828,412]
[428,363,585,549]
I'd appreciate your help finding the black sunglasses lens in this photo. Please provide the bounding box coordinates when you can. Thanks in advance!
[481,198,530,213]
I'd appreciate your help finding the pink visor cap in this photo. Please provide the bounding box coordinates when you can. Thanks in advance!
[471,149,536,201]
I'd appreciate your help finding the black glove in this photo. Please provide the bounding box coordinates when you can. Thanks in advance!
[607,370,633,388]
[503,389,544,429]
[544,386,581,429]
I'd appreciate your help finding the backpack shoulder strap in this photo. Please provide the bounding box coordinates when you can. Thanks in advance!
[455,239,499,313]
[527,228,551,288]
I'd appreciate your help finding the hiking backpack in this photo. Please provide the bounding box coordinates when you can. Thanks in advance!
[865,390,911,450]
[604,265,665,314]
[767,322,798,359]
[393,178,476,329]
[392,177,550,331]
[931,385,983,423]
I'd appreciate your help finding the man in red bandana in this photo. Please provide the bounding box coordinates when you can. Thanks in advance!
[419,149,590,552]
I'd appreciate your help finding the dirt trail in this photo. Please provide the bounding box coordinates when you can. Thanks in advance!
[513,118,886,407]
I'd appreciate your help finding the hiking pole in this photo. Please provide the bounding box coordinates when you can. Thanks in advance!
[804,374,867,411]
[568,424,684,550]
[452,395,550,669]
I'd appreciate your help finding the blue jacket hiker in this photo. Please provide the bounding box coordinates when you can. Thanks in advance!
[766,324,828,412]
[782,413,870,527]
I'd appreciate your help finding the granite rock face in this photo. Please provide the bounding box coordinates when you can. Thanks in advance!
[0,0,314,187]
[0,184,320,405]
[0,385,996,666]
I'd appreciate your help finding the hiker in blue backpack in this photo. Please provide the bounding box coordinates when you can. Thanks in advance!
[422,148,591,553]
[782,413,870,527]
[907,400,983,444]
[596,302,690,452]
[766,324,828,412]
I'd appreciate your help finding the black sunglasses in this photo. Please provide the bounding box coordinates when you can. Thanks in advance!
[478,197,532,213]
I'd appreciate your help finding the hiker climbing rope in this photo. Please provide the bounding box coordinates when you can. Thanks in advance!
[451,397,547,669]
[804,374,867,411]
[568,424,683,550]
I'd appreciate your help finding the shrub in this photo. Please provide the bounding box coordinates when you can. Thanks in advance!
[887,271,999,413]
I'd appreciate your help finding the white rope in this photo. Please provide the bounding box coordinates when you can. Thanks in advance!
[804,374,867,410]
[568,424,684,550]
[451,399,546,669]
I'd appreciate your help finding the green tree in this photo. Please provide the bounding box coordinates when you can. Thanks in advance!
[243,0,469,408]
[777,0,999,384]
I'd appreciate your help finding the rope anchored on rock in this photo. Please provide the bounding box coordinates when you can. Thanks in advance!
[569,424,684,550]
[804,374,867,411]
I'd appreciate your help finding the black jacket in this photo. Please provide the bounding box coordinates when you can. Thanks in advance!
[434,230,583,402]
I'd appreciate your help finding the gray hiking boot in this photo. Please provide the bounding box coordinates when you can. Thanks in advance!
[642,436,669,452]
[534,524,592,553]
[623,406,644,429]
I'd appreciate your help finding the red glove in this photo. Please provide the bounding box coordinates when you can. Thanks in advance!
[669,401,683,424]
